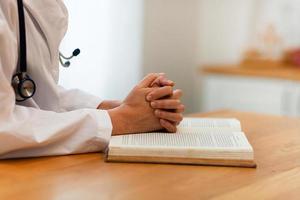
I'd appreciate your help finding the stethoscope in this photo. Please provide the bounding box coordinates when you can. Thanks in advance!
[12,0,80,102]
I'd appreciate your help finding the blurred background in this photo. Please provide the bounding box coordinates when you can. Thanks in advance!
[59,0,300,116]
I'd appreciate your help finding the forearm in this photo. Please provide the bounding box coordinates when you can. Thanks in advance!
[0,105,112,159]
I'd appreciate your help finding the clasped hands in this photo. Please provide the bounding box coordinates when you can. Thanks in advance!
[100,73,184,136]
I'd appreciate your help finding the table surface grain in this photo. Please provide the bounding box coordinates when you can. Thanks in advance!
[1,110,300,200]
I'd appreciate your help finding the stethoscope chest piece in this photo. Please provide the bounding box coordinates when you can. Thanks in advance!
[12,0,79,102]
[12,73,36,102]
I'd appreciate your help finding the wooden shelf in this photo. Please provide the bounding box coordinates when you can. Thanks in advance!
[202,65,300,81]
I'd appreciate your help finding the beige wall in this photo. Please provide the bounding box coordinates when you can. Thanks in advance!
[60,0,144,100]
[61,0,300,111]
[197,0,256,65]
[143,0,255,113]
[143,0,200,113]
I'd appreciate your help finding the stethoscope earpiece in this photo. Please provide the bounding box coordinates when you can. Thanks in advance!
[59,49,81,68]
[64,61,71,68]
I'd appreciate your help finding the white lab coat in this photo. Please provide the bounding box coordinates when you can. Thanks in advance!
[0,0,112,159]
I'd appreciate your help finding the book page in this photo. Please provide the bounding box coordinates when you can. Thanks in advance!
[178,118,241,131]
[108,118,254,162]
[110,130,252,150]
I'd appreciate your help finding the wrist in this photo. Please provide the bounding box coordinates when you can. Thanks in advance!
[98,100,122,110]
[108,105,134,135]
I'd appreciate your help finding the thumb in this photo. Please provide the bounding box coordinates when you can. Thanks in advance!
[138,73,161,88]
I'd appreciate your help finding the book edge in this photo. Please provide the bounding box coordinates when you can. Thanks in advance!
[105,154,257,168]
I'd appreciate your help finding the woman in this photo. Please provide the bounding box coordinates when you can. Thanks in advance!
[0,0,184,158]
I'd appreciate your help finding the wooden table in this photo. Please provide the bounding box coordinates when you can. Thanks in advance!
[1,110,300,200]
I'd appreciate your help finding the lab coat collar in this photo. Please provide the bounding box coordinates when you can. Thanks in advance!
[23,0,68,60]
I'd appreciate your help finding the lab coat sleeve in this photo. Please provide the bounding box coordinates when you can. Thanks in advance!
[0,12,112,159]
[58,86,103,111]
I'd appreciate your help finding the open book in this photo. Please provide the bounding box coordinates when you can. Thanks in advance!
[106,118,256,168]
